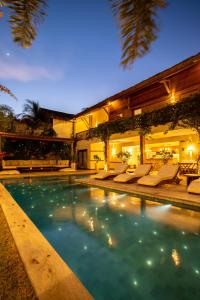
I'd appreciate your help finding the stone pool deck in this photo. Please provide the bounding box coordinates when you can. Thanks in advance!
[0,206,38,300]
[77,177,200,209]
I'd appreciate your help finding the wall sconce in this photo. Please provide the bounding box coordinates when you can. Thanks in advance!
[170,91,176,104]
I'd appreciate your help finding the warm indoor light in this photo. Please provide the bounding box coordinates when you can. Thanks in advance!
[170,91,176,104]
[187,144,194,157]
[112,145,116,157]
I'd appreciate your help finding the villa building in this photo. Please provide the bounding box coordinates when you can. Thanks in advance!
[71,52,200,171]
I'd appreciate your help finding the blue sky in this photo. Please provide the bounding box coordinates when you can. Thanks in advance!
[0,0,200,114]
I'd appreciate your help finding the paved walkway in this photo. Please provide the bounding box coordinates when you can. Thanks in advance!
[0,206,37,300]
[77,177,200,209]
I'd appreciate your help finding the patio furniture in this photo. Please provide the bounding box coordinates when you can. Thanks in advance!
[185,174,200,186]
[137,164,179,187]
[94,164,128,180]
[187,178,200,194]
[113,164,152,183]
[178,162,197,175]
[2,160,69,171]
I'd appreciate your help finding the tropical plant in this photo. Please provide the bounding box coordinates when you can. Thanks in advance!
[156,148,173,164]
[0,84,17,100]
[21,99,47,133]
[94,154,101,171]
[117,150,131,163]
[41,126,57,137]
[0,104,16,132]
[4,0,47,48]
[3,139,71,160]
[111,0,167,67]
[2,0,167,67]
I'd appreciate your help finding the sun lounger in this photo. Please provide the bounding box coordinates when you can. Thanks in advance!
[94,164,128,180]
[113,164,152,183]
[187,178,200,194]
[137,164,179,187]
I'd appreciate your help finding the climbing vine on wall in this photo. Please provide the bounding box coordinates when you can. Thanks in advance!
[89,93,200,141]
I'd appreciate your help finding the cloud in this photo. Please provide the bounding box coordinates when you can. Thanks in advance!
[0,60,63,82]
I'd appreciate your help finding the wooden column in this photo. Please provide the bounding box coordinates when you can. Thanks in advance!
[104,138,110,171]
[139,135,145,164]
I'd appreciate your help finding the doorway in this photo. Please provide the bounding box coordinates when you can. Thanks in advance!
[77,150,88,169]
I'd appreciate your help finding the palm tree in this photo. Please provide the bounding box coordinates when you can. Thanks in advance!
[0,84,17,100]
[111,0,167,67]
[4,0,47,48]
[21,99,45,132]
[2,0,167,67]
[0,104,16,132]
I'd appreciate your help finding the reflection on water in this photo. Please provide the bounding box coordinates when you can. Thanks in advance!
[4,176,200,300]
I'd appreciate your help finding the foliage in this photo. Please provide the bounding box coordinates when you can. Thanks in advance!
[41,126,57,137]
[117,150,131,163]
[90,93,200,140]
[0,84,17,100]
[0,104,16,132]
[21,99,49,132]
[156,149,173,164]
[111,0,167,67]
[5,0,47,48]
[3,0,167,67]
[93,154,101,161]
[3,139,71,160]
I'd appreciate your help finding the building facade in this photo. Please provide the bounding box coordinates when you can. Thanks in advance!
[72,53,200,171]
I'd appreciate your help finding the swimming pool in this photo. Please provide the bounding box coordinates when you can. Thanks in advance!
[4,176,200,300]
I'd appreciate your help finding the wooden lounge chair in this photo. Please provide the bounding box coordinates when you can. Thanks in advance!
[94,164,128,180]
[187,178,200,194]
[137,164,179,187]
[113,164,152,183]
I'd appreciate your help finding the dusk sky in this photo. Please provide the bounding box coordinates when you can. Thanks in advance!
[0,0,200,115]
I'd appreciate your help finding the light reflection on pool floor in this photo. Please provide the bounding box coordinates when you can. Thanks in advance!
[4,176,200,300]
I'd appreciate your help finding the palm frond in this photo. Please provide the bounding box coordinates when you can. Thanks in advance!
[111,0,167,68]
[5,0,47,48]
[0,84,17,100]
[0,104,15,116]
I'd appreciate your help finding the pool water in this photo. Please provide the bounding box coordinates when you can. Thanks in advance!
[4,176,200,300]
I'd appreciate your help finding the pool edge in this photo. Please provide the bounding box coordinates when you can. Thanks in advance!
[0,183,93,300]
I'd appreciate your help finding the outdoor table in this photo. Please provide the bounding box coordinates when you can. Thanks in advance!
[185,174,200,186]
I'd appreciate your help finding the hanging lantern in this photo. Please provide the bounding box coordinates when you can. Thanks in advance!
[0,9,3,18]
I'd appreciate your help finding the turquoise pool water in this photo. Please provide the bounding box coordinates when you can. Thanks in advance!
[4,176,200,300]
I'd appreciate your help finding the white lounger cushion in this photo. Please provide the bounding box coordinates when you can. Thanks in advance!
[94,164,128,179]
[138,164,179,187]
[187,178,200,194]
[114,164,151,183]
[59,168,75,172]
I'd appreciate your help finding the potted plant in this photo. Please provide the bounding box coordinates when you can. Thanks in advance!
[157,149,173,164]
[93,154,101,171]
[117,151,131,164]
